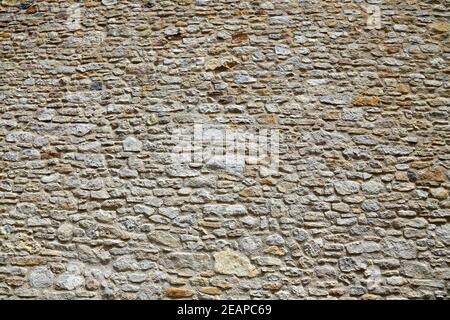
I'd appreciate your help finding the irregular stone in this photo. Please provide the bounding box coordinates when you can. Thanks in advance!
[346,241,381,254]
[320,95,352,105]
[401,261,432,279]
[165,288,194,299]
[148,231,181,248]
[29,267,54,288]
[213,250,259,277]
[166,252,212,271]
[361,180,385,194]
[430,187,448,200]
[352,96,380,107]
[102,0,117,5]
[56,223,74,242]
[56,274,84,290]
[166,165,199,177]
[381,237,417,260]
[435,224,450,245]
[334,181,361,195]
[235,74,257,84]
[204,204,247,216]
[123,136,142,152]
[429,21,450,33]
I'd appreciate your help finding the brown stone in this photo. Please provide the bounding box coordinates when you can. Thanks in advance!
[26,6,38,14]
[0,32,11,38]
[232,32,248,42]
[352,96,381,107]
[418,167,447,183]
[165,288,194,299]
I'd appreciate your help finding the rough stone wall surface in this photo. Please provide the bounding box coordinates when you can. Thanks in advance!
[0,0,449,300]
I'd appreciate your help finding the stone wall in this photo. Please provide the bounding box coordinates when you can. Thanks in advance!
[0,0,449,300]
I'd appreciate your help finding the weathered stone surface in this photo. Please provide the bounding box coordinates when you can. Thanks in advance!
[165,252,212,271]
[334,181,361,195]
[435,224,450,246]
[29,267,54,288]
[123,136,142,152]
[213,250,259,277]
[56,223,74,242]
[204,204,247,216]
[0,0,448,301]
[381,238,417,260]
[148,231,181,248]
[56,274,84,291]
[346,241,381,254]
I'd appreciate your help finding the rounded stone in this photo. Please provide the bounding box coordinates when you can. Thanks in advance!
[101,0,117,5]
[56,223,74,242]
[29,267,54,288]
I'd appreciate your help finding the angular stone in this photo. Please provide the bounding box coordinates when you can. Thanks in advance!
[352,96,380,107]
[320,95,352,105]
[346,241,381,254]
[213,249,259,277]
[166,165,199,177]
[435,224,450,246]
[401,261,432,279]
[204,204,247,216]
[381,238,417,260]
[429,21,450,33]
[166,252,212,271]
[148,231,181,248]
[123,136,142,152]
[235,74,257,84]
[375,146,414,156]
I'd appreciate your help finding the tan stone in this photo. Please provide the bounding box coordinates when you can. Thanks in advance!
[429,21,450,33]
[213,249,259,277]
[264,246,287,256]
[430,188,448,200]
[199,287,222,295]
[352,96,381,107]
[148,231,181,248]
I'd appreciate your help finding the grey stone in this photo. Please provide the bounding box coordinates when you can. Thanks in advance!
[361,180,385,194]
[346,241,381,254]
[381,238,417,260]
[29,267,54,288]
[56,274,84,290]
[320,95,352,105]
[204,204,247,216]
[235,74,257,84]
[123,136,143,152]
[334,181,361,195]
[435,224,450,245]
[102,0,117,5]
[166,252,212,271]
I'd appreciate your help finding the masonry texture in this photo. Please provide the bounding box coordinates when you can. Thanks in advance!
[0,0,449,300]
